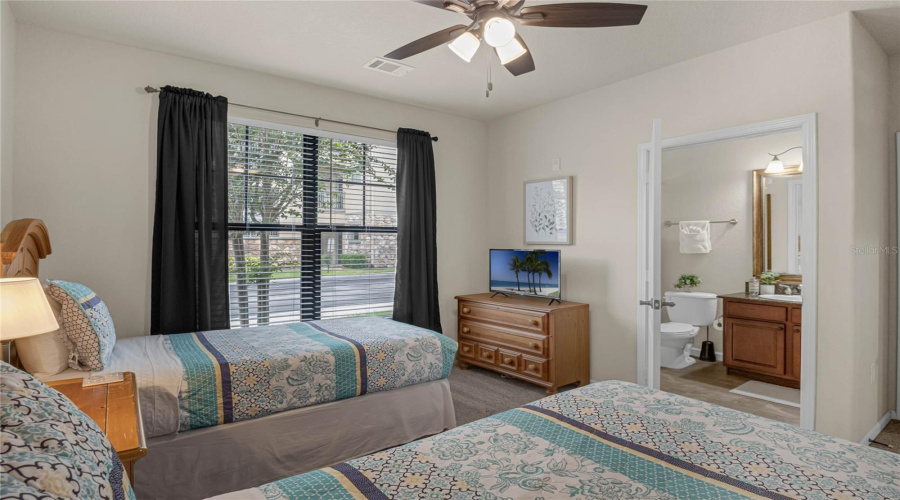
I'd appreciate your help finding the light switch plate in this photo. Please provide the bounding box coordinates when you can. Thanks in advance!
[552,159,561,171]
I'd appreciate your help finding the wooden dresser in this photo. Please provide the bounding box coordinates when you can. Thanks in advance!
[721,293,801,389]
[455,293,590,394]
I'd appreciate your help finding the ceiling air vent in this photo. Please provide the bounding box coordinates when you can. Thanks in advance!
[364,58,414,77]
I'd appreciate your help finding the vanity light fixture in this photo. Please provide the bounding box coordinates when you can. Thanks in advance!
[765,146,802,174]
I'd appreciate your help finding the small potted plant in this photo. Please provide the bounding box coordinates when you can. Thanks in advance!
[674,274,701,293]
[759,271,780,295]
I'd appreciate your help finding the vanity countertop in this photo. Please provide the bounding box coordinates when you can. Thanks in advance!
[718,292,802,306]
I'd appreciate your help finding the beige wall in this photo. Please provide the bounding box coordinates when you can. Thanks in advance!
[660,132,802,351]
[0,0,15,226]
[12,25,489,340]
[486,12,890,441]
[848,13,893,437]
[892,55,900,133]
[891,53,900,413]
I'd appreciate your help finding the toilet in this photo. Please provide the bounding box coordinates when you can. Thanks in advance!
[660,291,718,369]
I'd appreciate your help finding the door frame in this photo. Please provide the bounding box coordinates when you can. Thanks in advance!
[636,113,818,430]
[787,178,802,274]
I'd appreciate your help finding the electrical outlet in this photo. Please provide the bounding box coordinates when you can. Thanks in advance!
[552,158,561,171]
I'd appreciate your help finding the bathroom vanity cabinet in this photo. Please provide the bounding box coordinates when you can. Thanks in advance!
[720,293,801,389]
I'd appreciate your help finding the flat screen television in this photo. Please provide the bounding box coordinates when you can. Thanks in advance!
[490,249,561,300]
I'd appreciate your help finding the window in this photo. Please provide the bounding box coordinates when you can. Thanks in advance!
[227,119,397,327]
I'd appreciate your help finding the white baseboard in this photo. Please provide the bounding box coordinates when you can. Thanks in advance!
[860,410,897,445]
[690,347,723,359]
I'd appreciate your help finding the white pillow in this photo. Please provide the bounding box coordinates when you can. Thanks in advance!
[15,289,71,378]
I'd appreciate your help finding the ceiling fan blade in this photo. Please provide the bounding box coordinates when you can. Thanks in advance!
[413,0,471,14]
[501,0,527,13]
[517,3,647,28]
[499,34,535,76]
[384,24,468,60]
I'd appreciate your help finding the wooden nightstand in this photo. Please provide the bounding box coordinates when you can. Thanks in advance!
[47,372,148,485]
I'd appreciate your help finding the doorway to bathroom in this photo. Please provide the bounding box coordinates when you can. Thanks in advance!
[636,115,817,429]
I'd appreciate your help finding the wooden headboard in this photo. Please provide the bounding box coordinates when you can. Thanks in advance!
[1,219,52,278]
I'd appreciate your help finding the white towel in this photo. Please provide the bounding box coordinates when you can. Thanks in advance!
[679,221,711,254]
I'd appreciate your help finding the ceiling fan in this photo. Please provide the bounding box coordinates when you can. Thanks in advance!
[385,1,648,77]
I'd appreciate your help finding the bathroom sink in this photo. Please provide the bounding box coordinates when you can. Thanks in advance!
[758,294,802,303]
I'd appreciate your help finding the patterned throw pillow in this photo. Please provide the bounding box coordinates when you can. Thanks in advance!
[0,362,136,500]
[47,280,116,371]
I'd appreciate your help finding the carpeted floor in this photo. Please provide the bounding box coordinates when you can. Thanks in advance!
[871,420,900,454]
[448,365,577,425]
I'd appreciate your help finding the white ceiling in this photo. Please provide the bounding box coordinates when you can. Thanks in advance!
[9,0,899,120]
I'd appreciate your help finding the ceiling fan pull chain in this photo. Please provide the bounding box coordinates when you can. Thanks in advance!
[486,50,493,98]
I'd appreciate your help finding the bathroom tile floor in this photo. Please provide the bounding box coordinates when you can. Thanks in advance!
[660,358,800,425]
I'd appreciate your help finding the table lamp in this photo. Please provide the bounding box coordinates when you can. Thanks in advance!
[0,277,59,364]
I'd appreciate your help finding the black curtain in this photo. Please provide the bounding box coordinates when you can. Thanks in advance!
[151,86,230,335]
[392,128,442,333]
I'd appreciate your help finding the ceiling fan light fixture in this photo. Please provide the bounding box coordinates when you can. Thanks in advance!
[483,17,516,48]
[496,37,527,65]
[448,31,480,62]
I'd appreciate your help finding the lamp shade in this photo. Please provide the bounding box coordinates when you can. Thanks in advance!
[496,37,527,65]
[483,17,516,48]
[449,32,480,63]
[0,278,59,341]
[764,155,784,174]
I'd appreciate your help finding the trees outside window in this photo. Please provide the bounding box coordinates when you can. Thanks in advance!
[227,122,397,327]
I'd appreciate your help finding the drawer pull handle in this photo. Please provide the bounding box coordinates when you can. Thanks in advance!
[530,319,539,326]
[462,326,470,334]
[462,307,471,314]
[462,346,470,352]
[527,364,536,370]
[531,342,540,349]
[503,357,511,363]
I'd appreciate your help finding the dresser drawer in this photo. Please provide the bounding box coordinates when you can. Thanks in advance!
[725,301,788,323]
[457,340,476,359]
[459,320,546,356]
[521,355,549,381]
[498,349,520,371]
[459,301,547,333]
[477,345,498,365]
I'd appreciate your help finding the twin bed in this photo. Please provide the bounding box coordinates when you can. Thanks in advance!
[53,320,457,499]
[1,218,457,499]
[212,380,900,500]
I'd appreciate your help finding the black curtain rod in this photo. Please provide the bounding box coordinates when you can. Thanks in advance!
[144,86,437,142]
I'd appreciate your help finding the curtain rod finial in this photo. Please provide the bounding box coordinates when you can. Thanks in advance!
[144,86,160,93]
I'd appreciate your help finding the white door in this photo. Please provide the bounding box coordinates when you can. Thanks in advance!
[637,119,663,389]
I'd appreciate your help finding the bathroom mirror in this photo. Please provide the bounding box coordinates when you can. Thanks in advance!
[752,165,802,282]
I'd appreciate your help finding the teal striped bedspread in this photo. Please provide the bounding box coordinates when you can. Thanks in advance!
[211,380,900,500]
[165,317,456,432]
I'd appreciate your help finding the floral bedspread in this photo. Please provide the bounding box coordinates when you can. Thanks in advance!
[168,317,456,432]
[213,380,900,500]
[1,362,135,500]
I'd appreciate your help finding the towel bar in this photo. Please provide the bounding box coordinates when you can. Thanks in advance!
[664,219,738,228]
